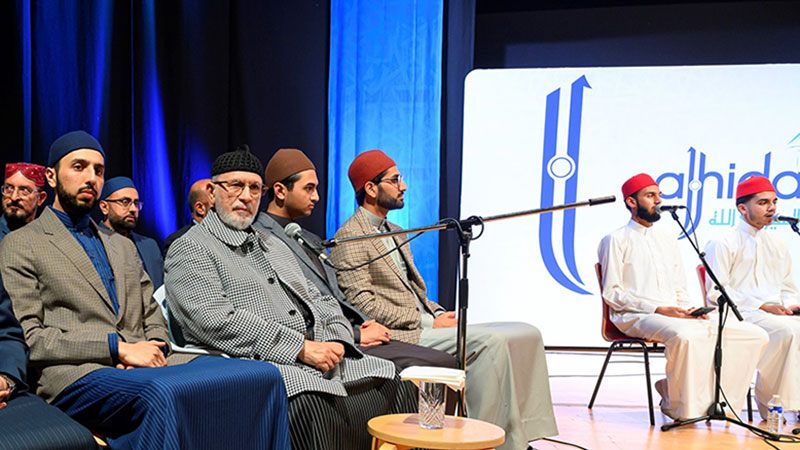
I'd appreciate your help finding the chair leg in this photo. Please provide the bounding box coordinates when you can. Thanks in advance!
[638,342,656,426]
[589,342,620,409]
[747,386,753,422]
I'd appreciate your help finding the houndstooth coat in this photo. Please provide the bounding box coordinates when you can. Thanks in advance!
[164,210,396,398]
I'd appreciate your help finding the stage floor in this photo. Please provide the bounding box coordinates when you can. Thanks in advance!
[531,351,794,449]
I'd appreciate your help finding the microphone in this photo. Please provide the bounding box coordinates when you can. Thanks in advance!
[589,195,616,206]
[773,214,799,225]
[284,223,330,264]
[655,204,686,213]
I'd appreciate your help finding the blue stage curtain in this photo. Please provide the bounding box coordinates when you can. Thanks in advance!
[8,1,332,244]
[12,0,181,242]
[15,0,116,170]
[328,0,444,300]
[131,0,177,242]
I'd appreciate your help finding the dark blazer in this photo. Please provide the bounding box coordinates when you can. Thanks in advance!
[0,216,10,243]
[97,224,164,288]
[0,208,192,402]
[0,279,28,395]
[253,213,370,325]
[131,232,164,288]
[163,223,193,257]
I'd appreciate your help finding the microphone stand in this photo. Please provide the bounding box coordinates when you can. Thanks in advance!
[323,195,616,416]
[788,221,800,237]
[660,210,776,438]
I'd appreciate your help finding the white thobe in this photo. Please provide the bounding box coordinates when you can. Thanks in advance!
[363,209,558,449]
[704,220,800,409]
[599,220,768,420]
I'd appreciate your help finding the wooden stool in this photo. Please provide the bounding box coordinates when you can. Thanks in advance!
[368,413,505,450]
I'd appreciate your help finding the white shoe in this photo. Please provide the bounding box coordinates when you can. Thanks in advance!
[655,378,680,420]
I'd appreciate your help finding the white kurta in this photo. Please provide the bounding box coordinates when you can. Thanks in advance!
[599,220,768,420]
[704,220,800,409]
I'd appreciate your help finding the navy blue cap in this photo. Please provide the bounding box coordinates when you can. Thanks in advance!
[101,176,137,200]
[48,131,105,167]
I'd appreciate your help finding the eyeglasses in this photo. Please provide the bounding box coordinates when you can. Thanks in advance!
[1,185,38,198]
[105,198,143,210]
[213,180,266,197]
[378,175,403,187]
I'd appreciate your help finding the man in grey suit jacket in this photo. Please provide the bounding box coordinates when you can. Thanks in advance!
[165,146,414,450]
[0,131,290,449]
[255,148,457,374]
[331,150,559,450]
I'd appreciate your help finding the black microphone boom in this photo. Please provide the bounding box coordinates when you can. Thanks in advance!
[656,204,686,213]
[774,214,799,225]
[284,223,330,264]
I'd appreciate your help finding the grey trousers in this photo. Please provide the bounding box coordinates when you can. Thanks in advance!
[419,322,558,450]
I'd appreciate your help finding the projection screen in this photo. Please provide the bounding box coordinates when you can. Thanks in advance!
[460,64,800,346]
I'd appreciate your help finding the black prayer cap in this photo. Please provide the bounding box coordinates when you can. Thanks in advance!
[210,144,263,180]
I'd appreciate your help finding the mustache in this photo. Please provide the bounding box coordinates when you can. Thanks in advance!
[231,201,252,211]
[79,185,98,195]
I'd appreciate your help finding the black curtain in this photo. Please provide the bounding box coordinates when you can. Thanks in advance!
[438,0,476,310]
[2,1,330,241]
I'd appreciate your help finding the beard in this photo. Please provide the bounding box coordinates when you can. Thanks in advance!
[108,212,137,232]
[637,204,661,223]
[56,180,97,217]
[377,186,404,211]
[216,203,256,230]
[3,201,35,231]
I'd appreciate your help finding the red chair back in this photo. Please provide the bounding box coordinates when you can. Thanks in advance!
[595,263,629,342]
[696,265,708,306]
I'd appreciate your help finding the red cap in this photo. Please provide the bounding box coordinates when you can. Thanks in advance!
[621,173,657,199]
[5,163,46,187]
[736,175,775,199]
[348,150,396,192]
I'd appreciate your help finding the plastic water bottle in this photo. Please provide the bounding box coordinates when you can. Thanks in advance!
[767,394,783,434]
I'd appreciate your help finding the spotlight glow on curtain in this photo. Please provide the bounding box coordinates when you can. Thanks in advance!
[132,0,176,244]
[328,0,444,300]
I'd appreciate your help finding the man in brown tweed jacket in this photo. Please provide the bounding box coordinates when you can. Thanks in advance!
[330,150,559,450]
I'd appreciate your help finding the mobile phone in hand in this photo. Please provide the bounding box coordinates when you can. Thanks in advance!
[690,306,715,317]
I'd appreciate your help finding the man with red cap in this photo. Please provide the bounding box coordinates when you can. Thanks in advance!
[599,173,768,421]
[705,175,800,420]
[331,150,558,450]
[0,163,48,240]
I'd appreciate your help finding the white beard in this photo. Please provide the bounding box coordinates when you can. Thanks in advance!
[217,205,256,230]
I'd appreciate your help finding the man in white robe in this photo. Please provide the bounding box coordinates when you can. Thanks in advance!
[599,173,768,421]
[704,175,800,420]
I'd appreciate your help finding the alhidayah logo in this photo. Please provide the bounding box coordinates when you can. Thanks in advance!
[538,75,800,295]
[538,75,592,295]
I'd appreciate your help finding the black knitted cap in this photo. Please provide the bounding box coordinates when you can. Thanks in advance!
[210,144,264,180]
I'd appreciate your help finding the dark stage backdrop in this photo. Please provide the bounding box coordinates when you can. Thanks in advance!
[2,1,330,245]
[437,0,800,311]
[3,1,799,311]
